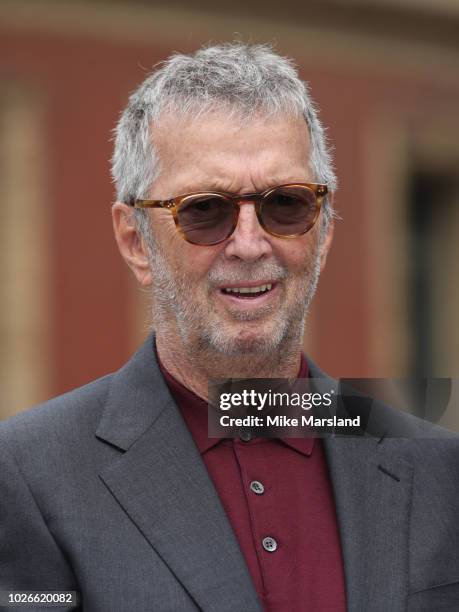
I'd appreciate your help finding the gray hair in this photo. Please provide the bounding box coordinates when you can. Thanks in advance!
[111,42,337,236]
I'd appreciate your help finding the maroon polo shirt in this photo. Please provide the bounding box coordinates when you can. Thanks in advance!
[159,356,347,611]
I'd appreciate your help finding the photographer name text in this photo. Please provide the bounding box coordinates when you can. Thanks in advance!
[219,414,361,428]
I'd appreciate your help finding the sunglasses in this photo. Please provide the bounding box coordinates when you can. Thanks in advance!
[130,182,328,246]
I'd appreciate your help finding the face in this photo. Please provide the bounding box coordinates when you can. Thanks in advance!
[140,113,331,356]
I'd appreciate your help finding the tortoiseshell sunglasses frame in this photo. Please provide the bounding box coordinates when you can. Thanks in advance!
[129,182,328,246]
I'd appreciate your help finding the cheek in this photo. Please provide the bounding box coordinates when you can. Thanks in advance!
[178,245,221,284]
[277,240,311,272]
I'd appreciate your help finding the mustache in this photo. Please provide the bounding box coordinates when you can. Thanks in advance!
[207,261,288,286]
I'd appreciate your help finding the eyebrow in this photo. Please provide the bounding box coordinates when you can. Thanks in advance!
[175,177,309,196]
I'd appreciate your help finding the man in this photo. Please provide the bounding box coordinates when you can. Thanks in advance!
[1,43,459,612]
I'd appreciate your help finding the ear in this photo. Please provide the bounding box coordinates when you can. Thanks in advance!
[319,220,334,272]
[112,202,152,286]
[319,193,335,272]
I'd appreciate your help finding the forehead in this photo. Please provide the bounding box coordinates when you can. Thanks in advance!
[151,112,312,194]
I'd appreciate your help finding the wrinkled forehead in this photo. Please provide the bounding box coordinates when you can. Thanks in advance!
[149,111,312,195]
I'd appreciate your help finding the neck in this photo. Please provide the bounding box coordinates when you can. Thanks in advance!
[156,329,304,400]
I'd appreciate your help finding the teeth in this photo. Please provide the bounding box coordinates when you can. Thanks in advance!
[224,283,272,294]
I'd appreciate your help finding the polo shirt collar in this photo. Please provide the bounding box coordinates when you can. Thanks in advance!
[158,353,314,457]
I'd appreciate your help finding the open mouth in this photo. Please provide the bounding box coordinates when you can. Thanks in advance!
[220,283,274,299]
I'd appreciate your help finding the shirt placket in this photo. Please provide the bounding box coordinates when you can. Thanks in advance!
[232,437,288,610]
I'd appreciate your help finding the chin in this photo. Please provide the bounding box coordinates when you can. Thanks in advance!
[205,319,288,355]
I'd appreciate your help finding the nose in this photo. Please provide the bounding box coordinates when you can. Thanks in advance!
[223,201,273,261]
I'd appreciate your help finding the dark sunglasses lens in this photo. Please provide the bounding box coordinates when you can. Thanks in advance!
[177,195,234,245]
[262,187,319,236]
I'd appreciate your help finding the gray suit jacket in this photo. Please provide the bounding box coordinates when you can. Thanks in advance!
[1,335,459,611]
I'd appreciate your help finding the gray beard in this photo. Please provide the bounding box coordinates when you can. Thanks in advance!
[143,230,322,378]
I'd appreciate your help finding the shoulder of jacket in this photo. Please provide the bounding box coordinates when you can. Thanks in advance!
[0,372,114,445]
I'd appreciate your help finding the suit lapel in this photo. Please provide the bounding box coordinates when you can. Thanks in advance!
[324,437,413,612]
[96,337,261,612]
[309,361,413,612]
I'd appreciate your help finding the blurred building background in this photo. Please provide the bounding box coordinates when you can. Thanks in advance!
[1,0,458,419]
